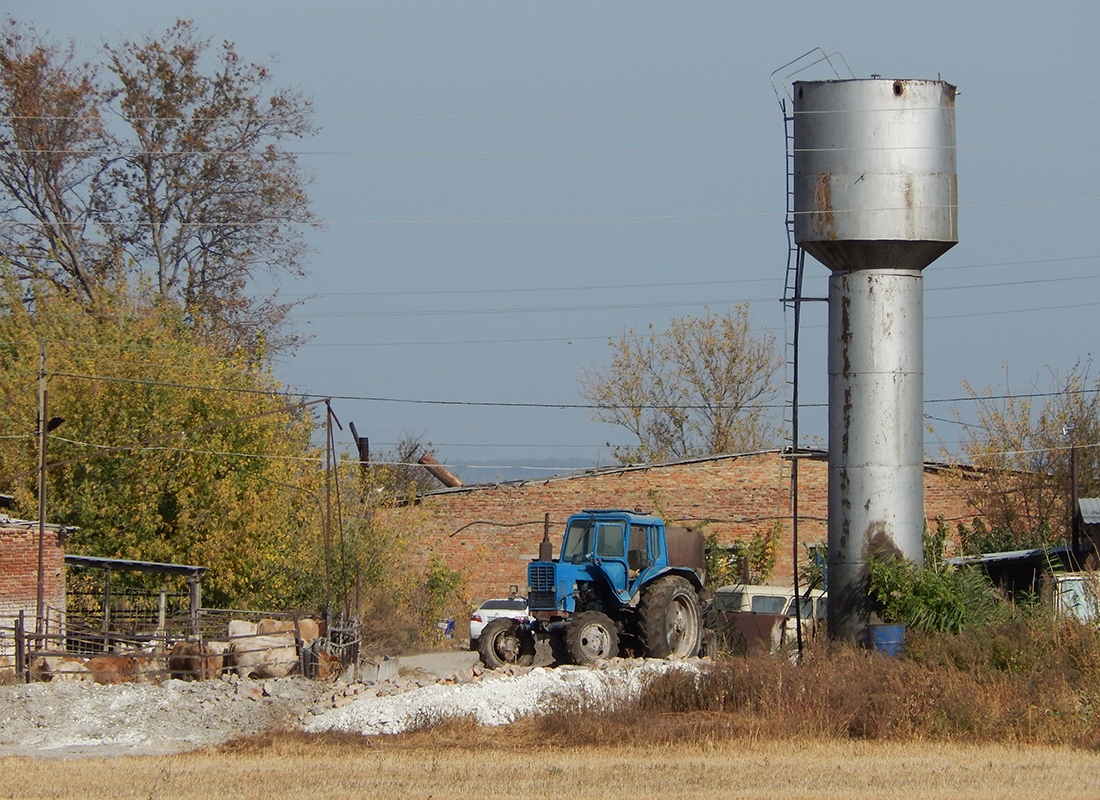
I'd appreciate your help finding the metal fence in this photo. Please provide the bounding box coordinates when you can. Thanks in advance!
[0,606,359,684]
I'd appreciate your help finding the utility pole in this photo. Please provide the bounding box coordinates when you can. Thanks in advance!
[323,401,333,633]
[1071,439,1080,559]
[35,345,47,637]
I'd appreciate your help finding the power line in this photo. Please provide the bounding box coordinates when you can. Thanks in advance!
[0,397,329,485]
[43,365,1100,411]
[49,371,301,399]
[6,98,1100,125]
[280,253,1099,300]
[297,296,773,319]
[292,272,1100,320]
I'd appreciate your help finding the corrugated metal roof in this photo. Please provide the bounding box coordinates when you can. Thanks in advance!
[946,548,1046,566]
[1079,498,1100,526]
[65,555,206,576]
[0,516,76,533]
[418,447,974,498]
[946,544,1087,570]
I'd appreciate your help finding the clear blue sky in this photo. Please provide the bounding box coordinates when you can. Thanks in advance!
[12,2,1100,481]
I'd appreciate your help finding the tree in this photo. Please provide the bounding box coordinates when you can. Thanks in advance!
[705,523,782,586]
[0,279,324,609]
[580,306,781,464]
[951,362,1100,544]
[334,460,470,652]
[0,21,116,305]
[0,19,315,355]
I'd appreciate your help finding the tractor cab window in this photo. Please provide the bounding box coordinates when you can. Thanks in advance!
[628,524,650,576]
[595,522,625,557]
[562,519,626,562]
[648,526,662,561]
[562,520,594,562]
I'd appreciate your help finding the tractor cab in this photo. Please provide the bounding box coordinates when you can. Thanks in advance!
[530,510,667,614]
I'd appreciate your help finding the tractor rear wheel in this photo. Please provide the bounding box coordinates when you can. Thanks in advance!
[565,610,619,666]
[638,575,702,659]
[478,618,536,669]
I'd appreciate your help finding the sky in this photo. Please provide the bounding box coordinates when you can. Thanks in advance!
[11,2,1100,482]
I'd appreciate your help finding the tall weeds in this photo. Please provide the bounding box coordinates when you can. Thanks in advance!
[529,619,1100,749]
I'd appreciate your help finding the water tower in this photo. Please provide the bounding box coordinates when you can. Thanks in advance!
[793,78,958,641]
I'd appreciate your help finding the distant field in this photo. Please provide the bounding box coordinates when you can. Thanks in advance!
[3,732,1100,799]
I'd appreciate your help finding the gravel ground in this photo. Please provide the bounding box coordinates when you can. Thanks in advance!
[0,674,331,759]
[0,652,700,759]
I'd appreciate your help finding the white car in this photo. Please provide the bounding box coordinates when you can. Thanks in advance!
[468,597,531,650]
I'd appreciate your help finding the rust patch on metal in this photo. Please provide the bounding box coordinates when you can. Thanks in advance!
[840,292,852,374]
[813,173,836,239]
[864,521,904,561]
[904,175,916,239]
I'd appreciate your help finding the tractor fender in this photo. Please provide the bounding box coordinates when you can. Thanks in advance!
[626,566,704,606]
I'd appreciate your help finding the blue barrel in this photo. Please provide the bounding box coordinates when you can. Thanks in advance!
[868,624,904,657]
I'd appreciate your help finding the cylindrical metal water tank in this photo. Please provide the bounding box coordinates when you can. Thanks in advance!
[792,78,957,642]
[794,79,957,273]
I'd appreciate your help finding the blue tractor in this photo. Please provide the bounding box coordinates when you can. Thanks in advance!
[478,509,707,669]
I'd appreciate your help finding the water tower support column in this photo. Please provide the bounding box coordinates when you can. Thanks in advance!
[827,268,925,641]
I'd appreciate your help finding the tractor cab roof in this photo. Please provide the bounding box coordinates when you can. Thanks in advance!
[575,509,664,526]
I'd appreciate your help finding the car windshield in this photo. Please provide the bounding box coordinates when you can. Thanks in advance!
[749,595,788,615]
[479,599,526,611]
[786,597,814,619]
[711,591,742,612]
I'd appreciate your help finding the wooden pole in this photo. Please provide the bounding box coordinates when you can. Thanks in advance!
[35,345,47,637]
[324,402,333,632]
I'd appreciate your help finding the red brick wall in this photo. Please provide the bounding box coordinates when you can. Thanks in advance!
[0,525,66,633]
[384,451,985,603]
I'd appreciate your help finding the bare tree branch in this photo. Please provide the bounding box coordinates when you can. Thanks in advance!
[580,306,782,464]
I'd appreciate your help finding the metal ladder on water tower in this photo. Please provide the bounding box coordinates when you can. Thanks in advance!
[771,49,852,649]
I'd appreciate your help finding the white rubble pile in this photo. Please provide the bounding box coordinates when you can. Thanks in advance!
[0,655,702,759]
[305,659,696,736]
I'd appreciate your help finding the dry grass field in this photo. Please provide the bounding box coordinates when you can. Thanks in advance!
[3,731,1100,799]
[6,620,1100,798]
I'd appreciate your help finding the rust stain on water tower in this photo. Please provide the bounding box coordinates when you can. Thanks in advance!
[813,173,835,239]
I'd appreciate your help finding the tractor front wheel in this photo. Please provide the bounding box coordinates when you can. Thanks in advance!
[565,611,619,666]
[478,618,536,670]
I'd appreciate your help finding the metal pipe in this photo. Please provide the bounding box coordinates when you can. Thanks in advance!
[35,346,46,636]
[418,453,465,488]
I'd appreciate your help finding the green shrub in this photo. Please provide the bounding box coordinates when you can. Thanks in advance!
[868,554,1009,633]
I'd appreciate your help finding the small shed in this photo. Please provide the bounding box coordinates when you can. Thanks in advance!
[64,555,208,647]
[947,539,1097,601]
[1075,498,1100,564]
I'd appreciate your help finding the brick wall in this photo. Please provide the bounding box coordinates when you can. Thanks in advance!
[383,450,985,603]
[0,525,66,642]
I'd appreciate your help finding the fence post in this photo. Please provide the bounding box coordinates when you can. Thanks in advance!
[15,610,25,683]
[157,586,168,648]
[187,574,201,639]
